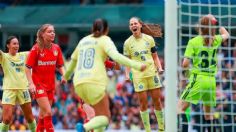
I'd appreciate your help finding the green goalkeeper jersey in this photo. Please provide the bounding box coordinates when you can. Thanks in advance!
[184,35,223,76]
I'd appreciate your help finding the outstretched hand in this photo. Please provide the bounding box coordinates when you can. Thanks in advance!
[140,64,147,71]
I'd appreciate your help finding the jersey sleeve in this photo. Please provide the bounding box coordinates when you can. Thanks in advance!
[102,38,142,71]
[123,40,130,56]
[56,46,64,67]
[214,35,223,47]
[149,36,156,48]
[184,40,194,59]
[71,43,80,61]
[26,47,38,68]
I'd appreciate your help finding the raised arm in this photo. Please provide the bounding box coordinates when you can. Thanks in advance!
[219,27,230,42]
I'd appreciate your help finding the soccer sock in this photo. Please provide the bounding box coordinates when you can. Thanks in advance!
[0,122,9,131]
[140,110,151,132]
[84,116,109,131]
[94,126,106,132]
[179,113,188,132]
[154,110,165,131]
[36,117,44,132]
[28,119,36,132]
[205,119,216,132]
[44,116,54,132]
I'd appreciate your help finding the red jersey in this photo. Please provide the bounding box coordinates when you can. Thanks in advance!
[26,43,64,91]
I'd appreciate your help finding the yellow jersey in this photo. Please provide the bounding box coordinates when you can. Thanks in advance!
[70,34,141,87]
[0,51,28,89]
[124,33,156,78]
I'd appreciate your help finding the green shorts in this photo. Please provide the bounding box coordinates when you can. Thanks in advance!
[75,83,106,105]
[2,89,31,105]
[133,74,162,92]
[180,74,216,106]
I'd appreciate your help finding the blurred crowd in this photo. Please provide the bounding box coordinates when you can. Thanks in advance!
[0,41,236,131]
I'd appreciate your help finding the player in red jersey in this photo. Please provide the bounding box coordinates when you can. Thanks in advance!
[25,24,66,132]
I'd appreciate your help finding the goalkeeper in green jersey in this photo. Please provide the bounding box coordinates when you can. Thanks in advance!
[178,14,229,132]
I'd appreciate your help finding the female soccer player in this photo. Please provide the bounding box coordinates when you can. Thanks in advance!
[64,18,146,132]
[0,36,36,132]
[178,14,229,132]
[25,24,66,132]
[123,17,165,132]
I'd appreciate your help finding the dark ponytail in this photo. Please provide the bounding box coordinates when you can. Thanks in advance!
[92,18,108,37]
[5,36,17,52]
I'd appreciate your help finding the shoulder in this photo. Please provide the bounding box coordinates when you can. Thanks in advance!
[52,43,60,48]
[143,33,154,40]
[124,35,133,45]
[31,44,39,51]
[190,35,202,42]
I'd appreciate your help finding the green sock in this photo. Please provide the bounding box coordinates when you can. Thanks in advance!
[28,119,36,132]
[0,122,9,132]
[140,110,151,132]
[84,116,109,131]
[94,126,106,132]
[154,110,165,131]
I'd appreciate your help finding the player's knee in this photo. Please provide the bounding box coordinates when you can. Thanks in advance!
[140,103,148,111]
[43,111,53,117]
[2,115,12,124]
[204,115,212,120]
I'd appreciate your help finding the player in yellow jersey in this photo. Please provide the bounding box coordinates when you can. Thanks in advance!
[64,18,146,132]
[123,17,165,132]
[0,36,36,132]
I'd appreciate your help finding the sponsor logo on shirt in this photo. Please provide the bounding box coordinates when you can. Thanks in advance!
[40,53,45,57]
[38,60,56,66]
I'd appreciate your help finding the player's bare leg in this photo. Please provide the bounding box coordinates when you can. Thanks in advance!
[21,102,36,132]
[36,97,54,132]
[177,100,190,132]
[149,88,165,131]
[77,94,110,132]
[0,104,14,131]
[137,91,151,132]
[203,105,215,132]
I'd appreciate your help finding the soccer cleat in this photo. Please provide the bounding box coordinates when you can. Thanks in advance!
[76,123,85,132]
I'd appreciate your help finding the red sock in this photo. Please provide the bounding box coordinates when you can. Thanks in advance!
[36,118,44,132]
[44,116,54,132]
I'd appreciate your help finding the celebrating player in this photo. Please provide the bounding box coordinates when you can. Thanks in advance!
[0,36,36,132]
[25,24,66,132]
[178,14,229,132]
[123,17,165,132]
[64,18,146,132]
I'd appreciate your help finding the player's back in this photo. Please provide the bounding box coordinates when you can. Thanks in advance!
[72,35,110,86]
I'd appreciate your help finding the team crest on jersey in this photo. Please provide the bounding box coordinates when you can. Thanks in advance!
[134,52,139,56]
[4,97,10,103]
[139,84,144,89]
[53,50,58,56]
[145,42,149,47]
[20,55,24,61]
